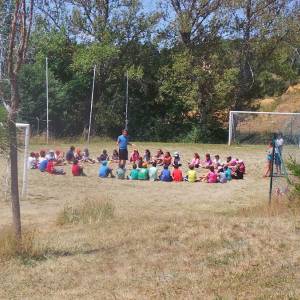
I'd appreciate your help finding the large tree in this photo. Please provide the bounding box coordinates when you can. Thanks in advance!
[3,0,34,239]
[228,0,298,109]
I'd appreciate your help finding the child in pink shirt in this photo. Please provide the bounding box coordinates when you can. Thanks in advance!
[202,153,212,169]
[207,166,218,183]
[199,166,217,183]
[226,156,237,168]
[237,159,246,174]
[190,153,200,168]
[130,149,140,163]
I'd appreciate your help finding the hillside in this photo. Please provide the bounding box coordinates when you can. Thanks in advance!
[235,83,300,144]
[256,83,300,112]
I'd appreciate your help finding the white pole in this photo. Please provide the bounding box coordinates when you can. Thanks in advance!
[16,123,30,199]
[228,111,233,146]
[46,57,49,144]
[125,71,129,130]
[88,65,96,144]
[22,125,30,199]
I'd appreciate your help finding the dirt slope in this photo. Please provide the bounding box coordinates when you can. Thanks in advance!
[257,83,300,112]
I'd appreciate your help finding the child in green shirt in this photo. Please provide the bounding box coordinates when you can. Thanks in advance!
[128,164,139,180]
[138,163,149,180]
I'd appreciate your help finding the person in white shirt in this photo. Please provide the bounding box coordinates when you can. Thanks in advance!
[27,152,37,169]
[213,154,222,168]
[275,134,284,154]
[46,150,55,161]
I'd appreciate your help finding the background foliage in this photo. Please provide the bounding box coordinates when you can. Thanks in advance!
[1,0,299,142]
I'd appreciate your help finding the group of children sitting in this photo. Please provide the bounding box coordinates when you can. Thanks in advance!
[28,147,97,175]
[98,149,245,183]
[28,147,245,183]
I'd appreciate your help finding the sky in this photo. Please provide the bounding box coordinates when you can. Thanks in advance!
[142,0,159,12]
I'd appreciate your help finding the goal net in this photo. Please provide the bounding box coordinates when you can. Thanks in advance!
[228,111,300,200]
[228,111,300,146]
[0,123,30,201]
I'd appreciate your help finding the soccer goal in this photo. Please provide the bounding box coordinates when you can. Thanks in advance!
[228,111,300,146]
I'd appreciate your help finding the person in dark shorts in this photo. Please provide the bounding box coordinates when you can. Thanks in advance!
[66,146,75,163]
[116,129,135,166]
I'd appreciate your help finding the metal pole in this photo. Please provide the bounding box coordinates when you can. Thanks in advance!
[269,134,276,204]
[88,65,96,144]
[46,57,49,144]
[228,111,233,146]
[125,71,129,130]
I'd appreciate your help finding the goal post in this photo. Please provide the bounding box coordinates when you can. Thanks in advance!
[16,123,30,199]
[228,111,300,146]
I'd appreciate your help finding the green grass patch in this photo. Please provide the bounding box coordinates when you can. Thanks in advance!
[57,198,115,225]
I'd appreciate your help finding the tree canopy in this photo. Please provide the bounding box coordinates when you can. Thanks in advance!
[1,0,299,142]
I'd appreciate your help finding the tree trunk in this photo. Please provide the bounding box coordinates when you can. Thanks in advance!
[197,75,213,137]
[8,80,21,240]
[235,0,253,111]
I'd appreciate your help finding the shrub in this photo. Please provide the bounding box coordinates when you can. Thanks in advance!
[57,198,115,225]
[287,159,300,192]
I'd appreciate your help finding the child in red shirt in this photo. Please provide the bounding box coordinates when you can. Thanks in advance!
[46,159,65,175]
[72,159,85,176]
[46,160,55,174]
[172,164,183,182]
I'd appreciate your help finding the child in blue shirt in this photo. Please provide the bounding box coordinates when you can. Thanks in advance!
[39,158,48,172]
[224,166,232,181]
[160,165,173,182]
[99,161,114,178]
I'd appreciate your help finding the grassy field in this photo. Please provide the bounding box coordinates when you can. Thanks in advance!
[0,141,300,299]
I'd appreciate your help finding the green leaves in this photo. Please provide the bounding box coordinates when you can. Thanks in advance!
[127,65,144,80]
[8,0,299,142]
[72,43,119,73]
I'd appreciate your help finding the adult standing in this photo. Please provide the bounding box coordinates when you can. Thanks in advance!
[117,129,135,166]
[275,133,284,155]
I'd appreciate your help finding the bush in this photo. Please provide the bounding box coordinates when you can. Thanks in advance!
[287,158,300,198]
[57,198,115,225]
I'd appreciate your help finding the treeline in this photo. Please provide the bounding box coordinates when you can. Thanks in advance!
[1,0,300,142]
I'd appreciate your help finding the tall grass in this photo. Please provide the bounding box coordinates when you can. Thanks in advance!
[57,198,115,225]
[0,227,45,262]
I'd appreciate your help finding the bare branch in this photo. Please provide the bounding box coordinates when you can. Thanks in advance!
[8,1,20,79]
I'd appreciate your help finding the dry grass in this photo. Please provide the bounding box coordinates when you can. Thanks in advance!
[0,226,45,263]
[0,141,300,299]
[256,82,300,113]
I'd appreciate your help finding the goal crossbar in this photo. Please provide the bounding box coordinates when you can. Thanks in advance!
[230,111,300,116]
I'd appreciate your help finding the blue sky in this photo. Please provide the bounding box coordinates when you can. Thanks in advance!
[142,0,159,12]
